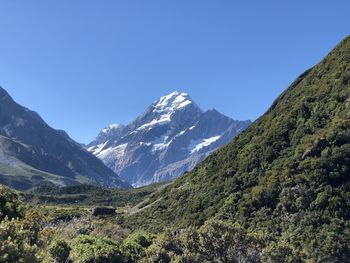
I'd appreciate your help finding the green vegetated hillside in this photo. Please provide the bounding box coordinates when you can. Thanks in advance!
[0,183,166,263]
[27,182,168,207]
[125,36,350,259]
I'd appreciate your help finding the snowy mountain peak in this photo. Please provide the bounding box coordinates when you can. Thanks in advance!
[88,91,251,187]
[153,91,196,112]
[133,91,201,131]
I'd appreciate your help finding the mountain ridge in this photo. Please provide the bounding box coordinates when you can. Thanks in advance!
[0,87,131,190]
[88,91,251,186]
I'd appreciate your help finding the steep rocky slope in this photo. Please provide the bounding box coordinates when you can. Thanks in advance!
[0,87,130,190]
[88,92,250,186]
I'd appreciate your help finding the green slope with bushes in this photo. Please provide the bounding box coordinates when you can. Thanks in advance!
[26,182,167,207]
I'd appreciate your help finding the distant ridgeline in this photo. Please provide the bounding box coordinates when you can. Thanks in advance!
[0,87,131,190]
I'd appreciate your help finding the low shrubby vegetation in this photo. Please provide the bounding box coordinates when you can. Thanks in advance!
[2,181,350,262]
[1,185,154,262]
[27,182,166,207]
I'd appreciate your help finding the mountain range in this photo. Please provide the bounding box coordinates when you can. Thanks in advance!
[0,87,130,190]
[88,91,251,187]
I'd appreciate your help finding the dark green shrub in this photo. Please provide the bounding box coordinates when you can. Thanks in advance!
[69,235,122,263]
[47,238,71,263]
[121,231,155,262]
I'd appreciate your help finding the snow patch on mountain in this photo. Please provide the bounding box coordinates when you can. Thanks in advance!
[96,143,128,162]
[88,141,108,155]
[187,135,222,154]
[178,130,186,136]
[152,135,171,152]
[137,114,172,131]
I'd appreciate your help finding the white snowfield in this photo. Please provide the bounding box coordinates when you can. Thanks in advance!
[187,135,222,154]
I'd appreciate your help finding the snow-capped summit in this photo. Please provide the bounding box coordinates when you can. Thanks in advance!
[88,92,251,187]
[152,91,193,112]
[130,91,201,132]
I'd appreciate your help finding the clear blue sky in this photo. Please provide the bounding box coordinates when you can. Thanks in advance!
[0,1,349,143]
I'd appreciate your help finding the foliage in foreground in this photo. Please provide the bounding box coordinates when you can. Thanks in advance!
[1,186,155,262]
[2,184,309,263]
[0,187,42,262]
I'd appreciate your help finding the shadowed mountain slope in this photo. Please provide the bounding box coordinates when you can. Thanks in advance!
[0,87,131,190]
